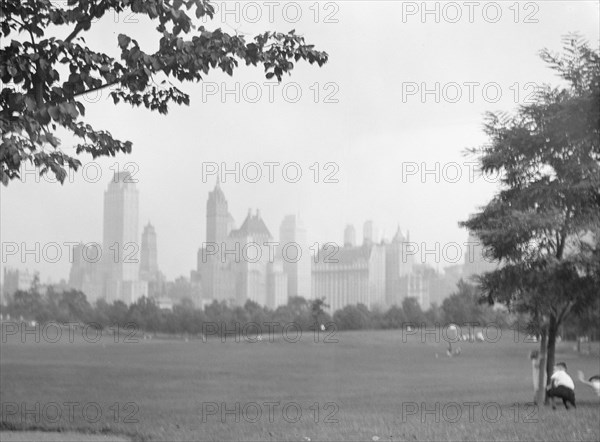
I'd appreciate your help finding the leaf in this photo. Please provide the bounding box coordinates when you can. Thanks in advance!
[25,96,37,111]
[48,106,60,121]
[118,34,131,49]
[75,101,86,116]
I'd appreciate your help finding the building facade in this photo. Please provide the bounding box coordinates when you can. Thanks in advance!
[196,183,288,309]
[68,172,147,304]
[140,222,166,298]
[312,223,436,312]
[312,236,387,313]
[2,268,37,303]
[279,214,311,301]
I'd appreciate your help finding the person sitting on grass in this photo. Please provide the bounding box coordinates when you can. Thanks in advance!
[546,362,576,410]
[577,371,600,397]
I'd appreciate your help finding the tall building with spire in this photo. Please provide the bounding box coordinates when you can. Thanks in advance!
[140,222,165,297]
[197,181,235,301]
[229,209,275,306]
[140,223,158,278]
[197,182,287,308]
[206,179,234,245]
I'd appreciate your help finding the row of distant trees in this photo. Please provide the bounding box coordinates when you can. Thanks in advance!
[2,278,596,338]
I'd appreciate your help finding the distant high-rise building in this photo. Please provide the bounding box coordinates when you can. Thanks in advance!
[228,209,275,306]
[385,226,417,307]
[140,223,158,278]
[102,172,147,303]
[312,241,387,313]
[140,223,165,298]
[312,223,436,312]
[267,260,288,309]
[344,224,356,247]
[363,220,379,245]
[206,179,234,245]
[279,214,311,301]
[198,181,235,301]
[363,220,373,245]
[68,242,103,302]
[2,268,37,303]
[197,183,287,308]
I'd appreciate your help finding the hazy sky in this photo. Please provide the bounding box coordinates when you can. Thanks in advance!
[1,1,599,283]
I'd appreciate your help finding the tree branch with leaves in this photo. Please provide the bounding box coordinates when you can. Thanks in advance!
[0,0,328,184]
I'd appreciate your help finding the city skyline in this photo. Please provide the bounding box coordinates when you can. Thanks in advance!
[1,173,494,286]
[1,2,598,284]
[3,175,495,312]
[1,2,598,441]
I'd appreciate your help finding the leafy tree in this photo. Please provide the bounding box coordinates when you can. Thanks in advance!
[128,296,161,333]
[0,0,328,184]
[286,295,309,315]
[172,298,205,334]
[461,35,600,398]
[8,288,46,321]
[333,304,371,330]
[424,302,443,326]
[401,297,425,324]
[441,280,485,325]
[309,297,329,325]
[382,305,406,329]
[107,299,129,326]
[92,298,111,327]
[203,299,233,331]
[243,299,270,326]
[56,288,93,322]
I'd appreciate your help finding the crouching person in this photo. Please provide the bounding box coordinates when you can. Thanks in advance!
[546,362,576,410]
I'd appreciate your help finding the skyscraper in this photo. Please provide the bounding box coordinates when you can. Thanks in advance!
[140,223,159,279]
[363,220,379,245]
[279,214,311,300]
[197,183,288,308]
[102,171,146,303]
[206,179,234,245]
[198,180,235,301]
[140,222,165,297]
[344,224,356,247]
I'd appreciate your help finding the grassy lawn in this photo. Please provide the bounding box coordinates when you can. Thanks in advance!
[1,327,599,441]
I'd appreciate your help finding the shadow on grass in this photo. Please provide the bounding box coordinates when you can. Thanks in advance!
[0,420,147,442]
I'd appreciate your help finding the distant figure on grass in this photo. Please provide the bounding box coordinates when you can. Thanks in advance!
[546,362,576,410]
[529,350,546,404]
[445,324,461,357]
[577,371,600,397]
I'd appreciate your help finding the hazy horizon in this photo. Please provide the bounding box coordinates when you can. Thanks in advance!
[1,1,599,284]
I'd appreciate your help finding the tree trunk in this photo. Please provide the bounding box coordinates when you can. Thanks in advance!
[535,329,547,405]
[544,314,558,405]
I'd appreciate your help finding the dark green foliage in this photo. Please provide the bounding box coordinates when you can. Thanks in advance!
[0,0,328,184]
[460,34,600,388]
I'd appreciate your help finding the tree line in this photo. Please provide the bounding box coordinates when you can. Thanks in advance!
[3,278,596,339]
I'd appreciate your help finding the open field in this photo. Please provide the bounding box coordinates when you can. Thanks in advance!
[1,328,599,441]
